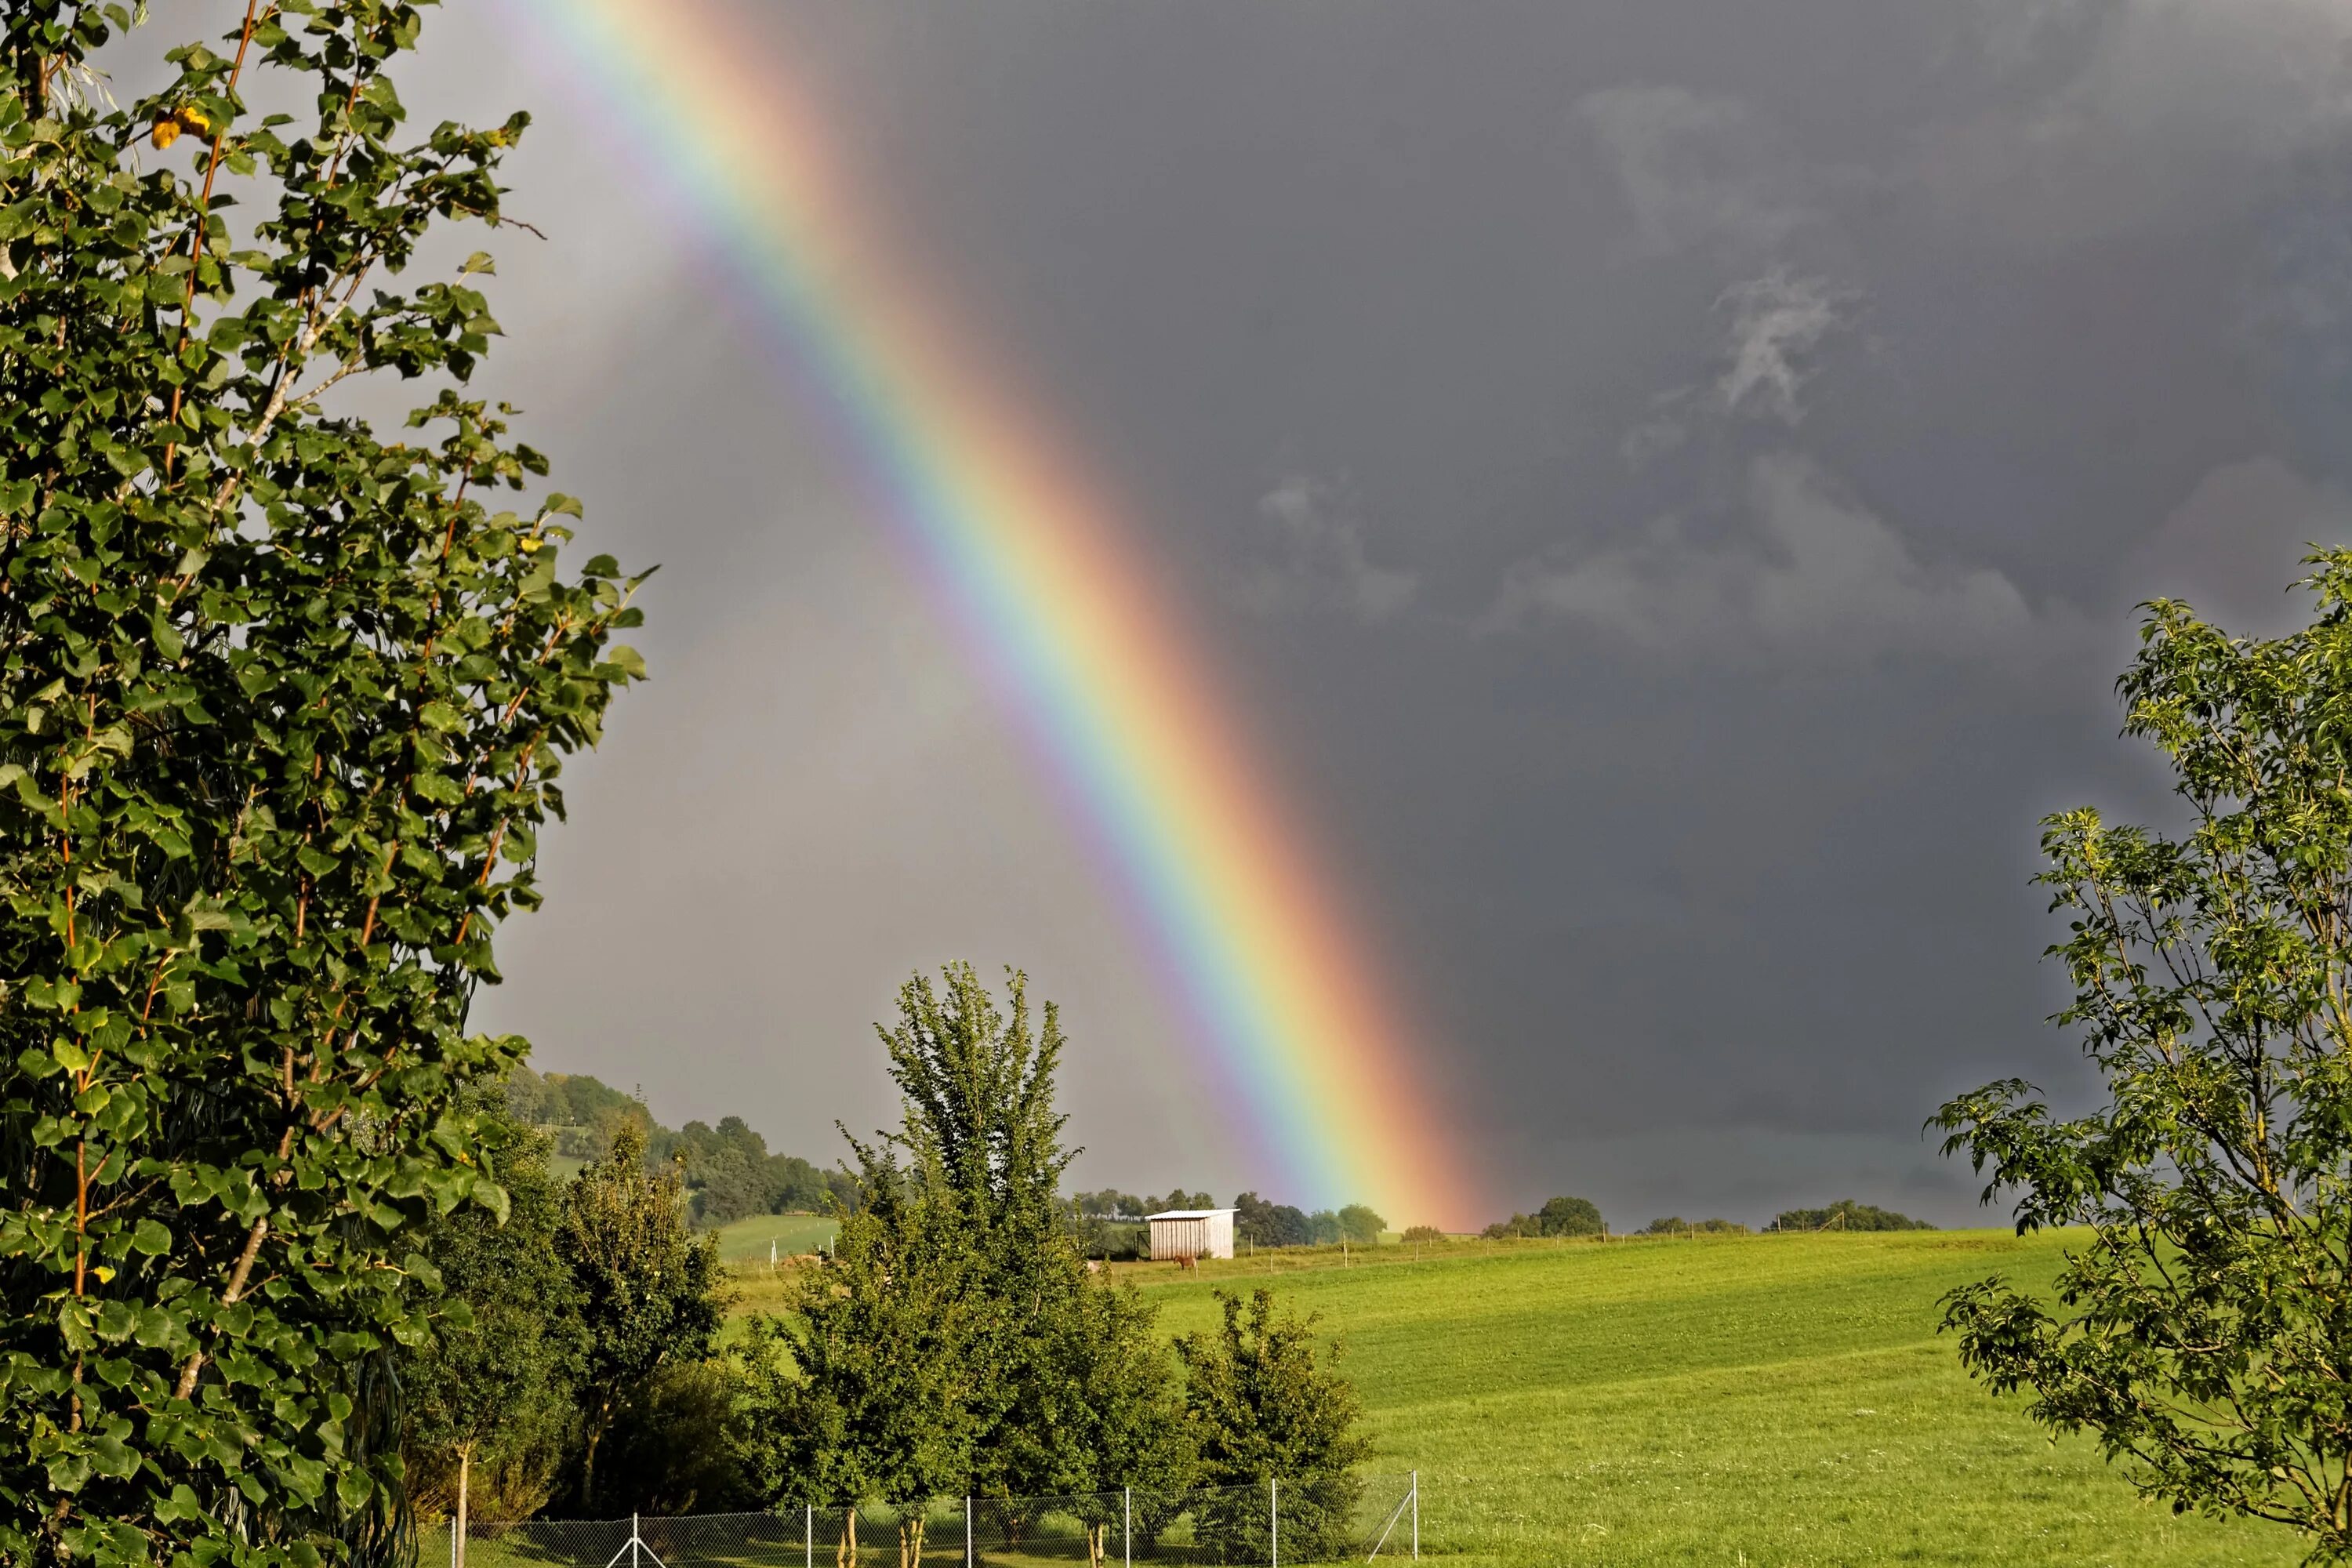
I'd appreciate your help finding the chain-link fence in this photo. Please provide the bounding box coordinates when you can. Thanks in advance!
[429,1472,1417,1568]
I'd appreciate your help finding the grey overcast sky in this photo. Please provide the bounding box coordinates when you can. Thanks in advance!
[246,0,2352,1227]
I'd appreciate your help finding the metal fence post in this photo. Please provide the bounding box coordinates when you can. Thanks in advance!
[804,1504,812,1568]
[630,1513,641,1568]
[1270,1478,1279,1568]
[1411,1471,1419,1560]
[1123,1486,1131,1568]
[965,1495,972,1568]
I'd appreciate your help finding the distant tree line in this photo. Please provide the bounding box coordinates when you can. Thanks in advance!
[503,1064,857,1225]
[1773,1200,1933,1232]
[1475,1195,1930,1239]
[1068,1188,1390,1258]
[1235,1193,1387,1250]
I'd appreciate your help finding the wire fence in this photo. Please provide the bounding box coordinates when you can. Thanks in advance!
[430,1472,1417,1568]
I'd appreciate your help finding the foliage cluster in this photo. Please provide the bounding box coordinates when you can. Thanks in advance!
[397,1095,583,1524]
[1642,1216,1750,1235]
[1234,1190,1387,1250]
[397,1100,737,1520]
[0,6,644,1565]
[1483,1194,1606,1239]
[741,966,1370,1566]
[1936,557,2352,1560]
[1174,1287,1370,1559]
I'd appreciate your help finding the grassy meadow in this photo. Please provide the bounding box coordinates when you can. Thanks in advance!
[1114,1230,2293,1566]
[706,1211,839,1264]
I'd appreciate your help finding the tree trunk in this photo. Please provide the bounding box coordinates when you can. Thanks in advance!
[898,1515,924,1568]
[837,1507,856,1568]
[456,1443,472,1568]
[579,1399,612,1511]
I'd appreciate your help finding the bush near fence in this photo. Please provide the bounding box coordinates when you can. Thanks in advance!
[430,1473,1418,1568]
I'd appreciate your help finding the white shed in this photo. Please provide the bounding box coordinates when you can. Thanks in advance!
[1147,1207,1236,1261]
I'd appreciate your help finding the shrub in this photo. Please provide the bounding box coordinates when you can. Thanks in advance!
[1177,1288,1369,1563]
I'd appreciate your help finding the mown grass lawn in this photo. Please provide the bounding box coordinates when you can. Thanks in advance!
[1122,1230,2301,1566]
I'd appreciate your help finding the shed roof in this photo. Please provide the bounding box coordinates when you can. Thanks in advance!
[1146,1208,1236,1221]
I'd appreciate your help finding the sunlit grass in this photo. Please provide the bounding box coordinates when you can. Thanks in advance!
[702,1210,840,1262]
[1123,1230,2299,1566]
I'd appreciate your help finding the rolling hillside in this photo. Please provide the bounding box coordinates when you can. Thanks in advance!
[1119,1230,2298,1566]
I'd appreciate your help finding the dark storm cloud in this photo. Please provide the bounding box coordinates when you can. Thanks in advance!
[261,0,2352,1225]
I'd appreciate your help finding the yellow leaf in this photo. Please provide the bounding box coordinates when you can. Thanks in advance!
[151,116,181,151]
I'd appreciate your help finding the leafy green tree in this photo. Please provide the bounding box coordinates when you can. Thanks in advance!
[398,1092,586,1526]
[1177,1287,1370,1563]
[1482,1196,1606,1240]
[746,965,1192,1565]
[740,1168,980,1568]
[1052,1285,1191,1568]
[557,1121,724,1510]
[1936,557,2352,1559]
[1643,1216,1748,1236]
[0,7,643,1565]
[1537,1195,1604,1236]
[1235,1190,1311,1248]
[1337,1203,1386,1246]
[869,965,1083,1506]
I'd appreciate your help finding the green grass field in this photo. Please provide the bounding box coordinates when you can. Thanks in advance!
[705,1211,838,1264]
[1107,1229,2300,1566]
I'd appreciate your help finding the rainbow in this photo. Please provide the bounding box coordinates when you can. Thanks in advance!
[497,0,1479,1227]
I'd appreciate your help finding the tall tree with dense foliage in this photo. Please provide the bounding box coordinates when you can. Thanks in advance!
[867,964,1088,1506]
[1176,1287,1370,1563]
[0,6,643,1566]
[1936,556,2352,1560]
[739,1171,980,1568]
[745,965,1194,1563]
[397,1091,585,1528]
[557,1121,724,1511]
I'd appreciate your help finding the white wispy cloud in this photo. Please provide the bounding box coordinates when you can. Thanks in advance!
[1577,85,1809,261]
[1715,270,1853,426]
[1486,452,2054,666]
[1236,474,1420,624]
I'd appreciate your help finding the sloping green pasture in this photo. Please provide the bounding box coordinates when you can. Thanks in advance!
[706,1212,839,1263]
[1126,1229,2302,1566]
